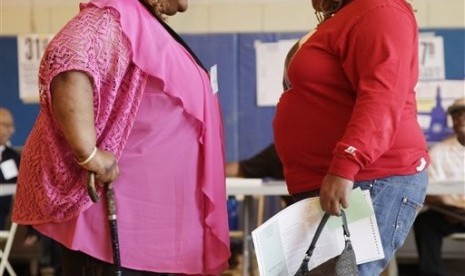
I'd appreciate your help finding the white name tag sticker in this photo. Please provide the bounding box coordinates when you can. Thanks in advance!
[0,159,19,180]
[210,64,219,94]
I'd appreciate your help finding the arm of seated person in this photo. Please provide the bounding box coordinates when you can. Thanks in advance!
[225,162,243,177]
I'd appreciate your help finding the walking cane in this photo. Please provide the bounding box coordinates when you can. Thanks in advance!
[88,172,122,275]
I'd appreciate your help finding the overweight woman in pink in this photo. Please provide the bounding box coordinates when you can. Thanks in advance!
[12,0,230,275]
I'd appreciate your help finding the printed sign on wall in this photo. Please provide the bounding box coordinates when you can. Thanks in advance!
[17,34,54,103]
[418,35,445,81]
[255,39,296,106]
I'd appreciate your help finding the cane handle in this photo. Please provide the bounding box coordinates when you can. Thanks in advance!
[87,171,100,202]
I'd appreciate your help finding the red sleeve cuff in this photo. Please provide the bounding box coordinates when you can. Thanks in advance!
[328,142,370,180]
[328,154,361,181]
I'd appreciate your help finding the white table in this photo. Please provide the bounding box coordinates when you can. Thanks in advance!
[427,180,464,195]
[5,179,459,275]
[2,181,276,275]
[225,178,464,275]
[226,178,288,275]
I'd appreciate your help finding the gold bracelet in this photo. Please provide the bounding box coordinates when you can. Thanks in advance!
[77,146,98,166]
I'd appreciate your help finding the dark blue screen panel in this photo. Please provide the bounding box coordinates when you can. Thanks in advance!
[0,29,464,155]
[422,29,465,79]
[181,33,239,161]
[236,32,303,160]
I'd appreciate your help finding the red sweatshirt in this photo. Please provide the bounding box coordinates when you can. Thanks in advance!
[273,0,429,194]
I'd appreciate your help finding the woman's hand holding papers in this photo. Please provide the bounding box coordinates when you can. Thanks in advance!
[319,174,354,216]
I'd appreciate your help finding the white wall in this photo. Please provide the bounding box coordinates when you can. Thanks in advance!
[0,0,464,35]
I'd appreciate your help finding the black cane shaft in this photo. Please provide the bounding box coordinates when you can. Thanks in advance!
[106,184,122,274]
[109,219,121,267]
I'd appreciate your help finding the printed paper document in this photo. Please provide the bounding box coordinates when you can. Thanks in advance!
[252,188,384,276]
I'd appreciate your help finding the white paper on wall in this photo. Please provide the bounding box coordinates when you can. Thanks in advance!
[418,35,445,81]
[255,39,297,107]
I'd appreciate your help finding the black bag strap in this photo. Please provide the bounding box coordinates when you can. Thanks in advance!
[305,210,351,258]
[294,210,352,275]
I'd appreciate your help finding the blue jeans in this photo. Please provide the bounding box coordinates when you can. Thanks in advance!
[355,170,428,276]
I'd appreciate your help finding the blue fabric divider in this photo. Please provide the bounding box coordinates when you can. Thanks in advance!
[0,36,40,147]
[182,34,239,160]
[423,29,464,79]
[1,29,464,160]
[236,32,303,160]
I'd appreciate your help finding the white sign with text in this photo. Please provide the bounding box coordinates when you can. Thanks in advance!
[17,34,54,103]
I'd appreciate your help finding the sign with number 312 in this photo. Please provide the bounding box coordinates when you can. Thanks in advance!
[17,34,54,103]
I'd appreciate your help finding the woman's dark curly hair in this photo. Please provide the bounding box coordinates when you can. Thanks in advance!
[315,0,351,23]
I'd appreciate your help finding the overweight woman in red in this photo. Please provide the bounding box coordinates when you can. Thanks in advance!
[274,0,429,275]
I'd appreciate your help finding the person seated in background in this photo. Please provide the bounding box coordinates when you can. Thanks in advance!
[225,143,298,206]
[414,97,465,276]
[0,107,20,230]
[225,143,283,180]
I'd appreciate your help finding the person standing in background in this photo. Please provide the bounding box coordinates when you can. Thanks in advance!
[414,98,465,276]
[0,107,20,229]
[12,0,230,275]
[273,0,429,275]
